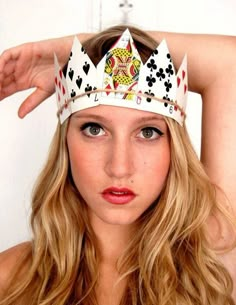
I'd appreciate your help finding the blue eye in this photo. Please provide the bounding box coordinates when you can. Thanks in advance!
[139,127,163,139]
[81,123,105,137]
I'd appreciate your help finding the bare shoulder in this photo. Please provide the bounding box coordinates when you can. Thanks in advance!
[218,246,236,301]
[207,202,236,301]
[0,242,31,293]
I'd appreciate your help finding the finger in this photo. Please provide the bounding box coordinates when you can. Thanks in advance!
[0,45,21,70]
[0,75,18,100]
[0,77,25,101]
[0,46,22,91]
[0,59,17,95]
[18,88,53,118]
[0,58,17,77]
[0,72,16,89]
[0,73,31,100]
[0,49,12,71]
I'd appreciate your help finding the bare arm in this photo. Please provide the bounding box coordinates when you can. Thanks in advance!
[0,33,92,118]
[149,31,236,214]
[148,32,236,300]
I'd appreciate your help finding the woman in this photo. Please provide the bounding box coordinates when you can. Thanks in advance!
[0,25,235,305]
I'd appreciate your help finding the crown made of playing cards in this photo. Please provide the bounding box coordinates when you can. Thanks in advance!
[55,29,188,125]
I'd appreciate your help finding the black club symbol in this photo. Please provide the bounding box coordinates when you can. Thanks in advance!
[69,51,73,60]
[145,89,154,102]
[164,80,172,92]
[81,46,86,54]
[163,94,170,107]
[146,74,156,87]
[165,64,174,77]
[147,59,157,72]
[151,49,158,57]
[156,68,165,81]
[167,53,172,62]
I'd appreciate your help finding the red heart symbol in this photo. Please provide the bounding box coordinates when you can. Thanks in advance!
[57,93,61,102]
[59,81,61,90]
[55,77,58,85]
[182,70,186,80]
[174,105,178,111]
[59,69,63,79]
[184,84,187,93]
[177,77,181,87]
[62,86,66,95]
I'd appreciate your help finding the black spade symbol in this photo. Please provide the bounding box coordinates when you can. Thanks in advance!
[70,89,76,99]
[76,76,82,89]
[83,62,90,75]
[68,68,74,81]
[85,84,92,97]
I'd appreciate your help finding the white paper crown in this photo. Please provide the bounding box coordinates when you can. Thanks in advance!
[54,29,188,125]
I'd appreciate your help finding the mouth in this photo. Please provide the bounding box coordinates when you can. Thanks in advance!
[101,187,136,205]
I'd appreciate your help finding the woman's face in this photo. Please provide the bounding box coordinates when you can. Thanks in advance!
[67,105,170,229]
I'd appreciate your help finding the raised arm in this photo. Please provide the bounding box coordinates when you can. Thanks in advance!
[149,31,236,215]
[148,32,236,299]
[0,34,91,118]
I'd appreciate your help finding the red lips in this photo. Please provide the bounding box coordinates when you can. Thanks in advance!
[101,187,136,205]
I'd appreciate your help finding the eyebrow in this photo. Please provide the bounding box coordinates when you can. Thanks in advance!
[135,115,165,123]
[72,113,165,123]
[72,113,110,122]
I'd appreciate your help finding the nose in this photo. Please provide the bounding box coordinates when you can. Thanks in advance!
[104,137,134,179]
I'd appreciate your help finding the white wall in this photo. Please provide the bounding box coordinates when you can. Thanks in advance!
[0,0,236,252]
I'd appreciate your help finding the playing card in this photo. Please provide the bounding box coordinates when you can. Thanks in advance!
[138,39,177,116]
[54,54,71,123]
[65,37,98,112]
[97,29,141,107]
[176,55,188,119]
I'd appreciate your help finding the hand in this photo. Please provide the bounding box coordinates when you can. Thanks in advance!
[0,36,74,118]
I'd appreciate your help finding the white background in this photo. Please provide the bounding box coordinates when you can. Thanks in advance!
[0,0,236,251]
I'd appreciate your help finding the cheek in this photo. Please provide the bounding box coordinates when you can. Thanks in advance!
[68,146,90,177]
[142,144,170,178]
[67,141,104,188]
[151,154,170,197]
[157,148,170,173]
[67,136,86,182]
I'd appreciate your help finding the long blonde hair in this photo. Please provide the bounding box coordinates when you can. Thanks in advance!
[1,25,234,305]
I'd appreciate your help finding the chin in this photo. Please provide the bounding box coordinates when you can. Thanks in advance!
[100,213,140,226]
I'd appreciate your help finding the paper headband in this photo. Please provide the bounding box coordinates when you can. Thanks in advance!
[54,29,188,125]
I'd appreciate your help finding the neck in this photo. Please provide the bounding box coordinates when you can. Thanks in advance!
[91,218,134,264]
[88,216,136,304]
[95,225,130,305]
